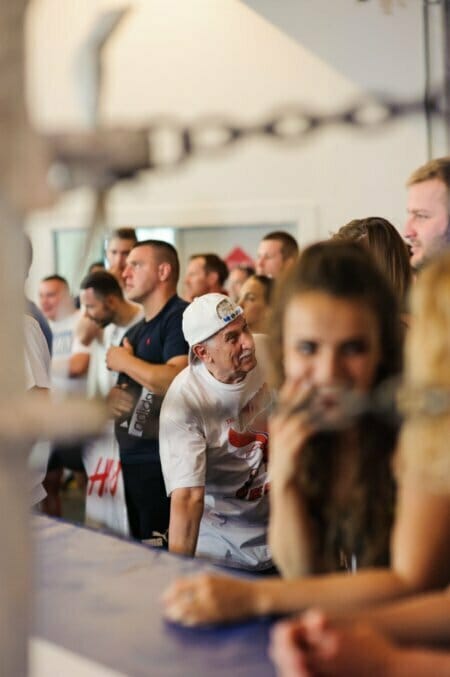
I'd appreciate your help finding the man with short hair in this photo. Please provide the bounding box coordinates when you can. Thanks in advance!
[39,274,91,516]
[105,240,189,542]
[105,227,138,285]
[255,231,299,278]
[160,293,273,571]
[184,253,229,302]
[39,275,91,392]
[80,270,143,397]
[80,270,143,535]
[404,157,450,270]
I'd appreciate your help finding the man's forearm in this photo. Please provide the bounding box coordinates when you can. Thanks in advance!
[120,355,187,395]
[169,490,204,557]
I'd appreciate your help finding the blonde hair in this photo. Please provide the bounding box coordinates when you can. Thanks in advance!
[397,251,450,492]
[407,156,450,190]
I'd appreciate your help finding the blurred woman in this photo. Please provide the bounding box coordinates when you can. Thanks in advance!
[162,241,406,625]
[334,216,412,314]
[238,274,273,334]
[269,249,450,677]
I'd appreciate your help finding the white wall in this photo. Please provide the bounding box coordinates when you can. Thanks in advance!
[25,0,446,295]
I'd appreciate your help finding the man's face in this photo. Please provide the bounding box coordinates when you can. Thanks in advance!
[184,257,209,301]
[227,268,249,303]
[404,178,450,269]
[106,237,136,274]
[38,280,69,321]
[122,245,160,304]
[255,239,285,278]
[196,315,256,384]
[80,287,114,328]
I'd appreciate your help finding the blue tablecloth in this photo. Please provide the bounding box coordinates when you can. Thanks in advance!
[32,516,275,676]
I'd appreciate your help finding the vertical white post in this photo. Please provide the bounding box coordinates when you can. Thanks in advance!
[0,2,31,674]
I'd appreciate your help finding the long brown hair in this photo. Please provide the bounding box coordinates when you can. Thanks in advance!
[333,217,412,312]
[269,241,402,571]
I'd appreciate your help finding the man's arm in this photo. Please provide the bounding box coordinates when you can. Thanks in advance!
[106,340,187,395]
[69,352,90,377]
[169,487,205,557]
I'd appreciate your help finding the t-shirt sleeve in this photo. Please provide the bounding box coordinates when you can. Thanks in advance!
[161,309,189,363]
[159,381,207,495]
[71,335,91,355]
[24,316,51,390]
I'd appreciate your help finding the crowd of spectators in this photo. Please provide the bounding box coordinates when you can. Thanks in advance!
[24,157,450,676]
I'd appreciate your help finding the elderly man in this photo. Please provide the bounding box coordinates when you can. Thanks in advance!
[160,293,273,571]
[404,157,450,270]
[255,231,299,278]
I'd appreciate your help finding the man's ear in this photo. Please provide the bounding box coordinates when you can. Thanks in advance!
[193,343,209,362]
[105,294,116,310]
[158,262,172,282]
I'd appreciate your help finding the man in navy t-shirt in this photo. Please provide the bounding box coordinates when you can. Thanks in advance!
[106,240,188,543]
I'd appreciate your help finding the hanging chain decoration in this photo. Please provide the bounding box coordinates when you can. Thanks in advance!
[47,90,445,191]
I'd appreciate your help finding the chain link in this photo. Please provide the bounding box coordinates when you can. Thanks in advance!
[48,91,446,189]
[144,92,444,170]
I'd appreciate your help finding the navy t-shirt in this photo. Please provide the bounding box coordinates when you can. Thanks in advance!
[115,295,188,465]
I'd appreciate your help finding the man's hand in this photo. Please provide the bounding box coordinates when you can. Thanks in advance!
[106,338,134,373]
[107,384,134,420]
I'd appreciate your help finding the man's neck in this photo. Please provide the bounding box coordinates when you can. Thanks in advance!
[113,300,142,327]
[143,286,176,322]
[206,365,247,385]
[54,303,76,322]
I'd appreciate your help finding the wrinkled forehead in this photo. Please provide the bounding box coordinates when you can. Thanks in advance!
[214,314,246,341]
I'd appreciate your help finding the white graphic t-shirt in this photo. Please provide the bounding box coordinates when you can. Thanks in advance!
[160,335,275,570]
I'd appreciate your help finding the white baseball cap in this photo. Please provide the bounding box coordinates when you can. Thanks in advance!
[182,293,243,361]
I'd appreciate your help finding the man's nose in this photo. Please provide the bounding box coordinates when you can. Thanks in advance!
[403,216,415,239]
[241,332,254,350]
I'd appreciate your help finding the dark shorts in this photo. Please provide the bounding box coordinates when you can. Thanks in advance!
[121,461,170,543]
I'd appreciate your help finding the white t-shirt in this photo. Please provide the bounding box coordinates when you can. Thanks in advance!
[49,311,90,396]
[24,315,51,391]
[160,336,275,570]
[86,310,144,399]
[24,315,51,506]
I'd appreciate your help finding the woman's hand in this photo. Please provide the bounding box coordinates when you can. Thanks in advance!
[161,574,263,626]
[269,380,317,487]
[269,610,402,677]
